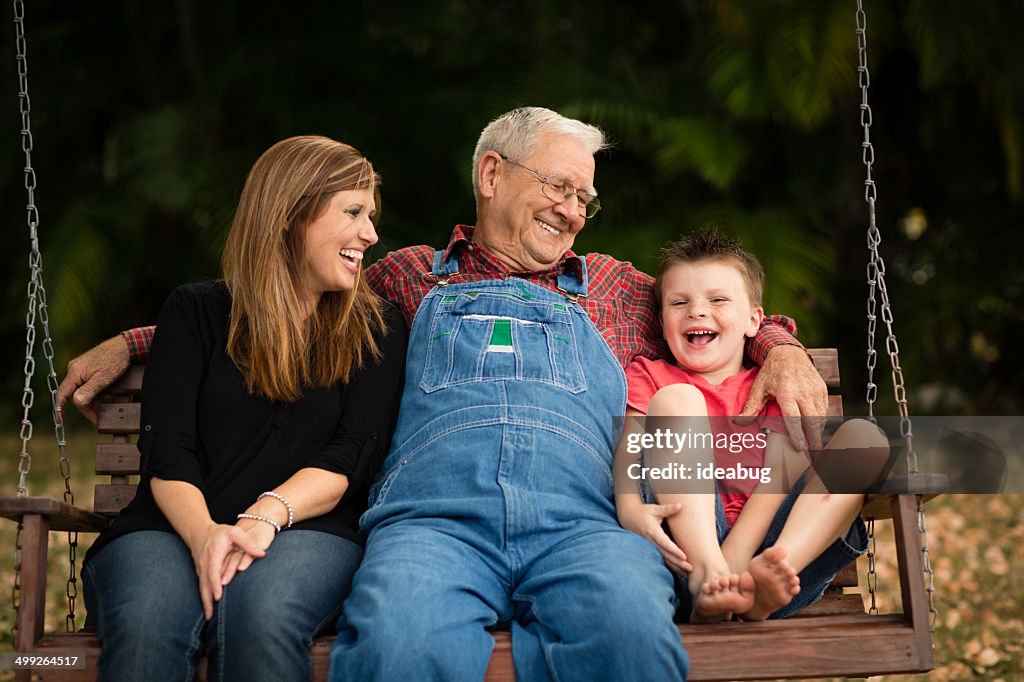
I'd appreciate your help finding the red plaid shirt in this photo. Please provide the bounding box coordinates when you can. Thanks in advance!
[123,225,800,368]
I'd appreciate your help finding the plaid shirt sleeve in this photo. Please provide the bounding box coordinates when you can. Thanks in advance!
[747,314,802,366]
[364,245,436,327]
[122,326,155,363]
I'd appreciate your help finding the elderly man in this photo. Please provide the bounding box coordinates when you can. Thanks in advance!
[61,107,826,681]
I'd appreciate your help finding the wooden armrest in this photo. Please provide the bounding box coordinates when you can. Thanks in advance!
[861,474,948,520]
[0,496,111,532]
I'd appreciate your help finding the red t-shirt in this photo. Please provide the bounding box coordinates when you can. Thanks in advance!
[625,356,786,526]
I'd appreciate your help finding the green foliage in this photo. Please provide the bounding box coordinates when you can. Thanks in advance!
[2,0,1023,420]
[652,117,750,190]
[702,0,858,129]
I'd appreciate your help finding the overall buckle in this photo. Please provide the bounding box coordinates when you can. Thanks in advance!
[424,271,458,287]
[558,288,585,304]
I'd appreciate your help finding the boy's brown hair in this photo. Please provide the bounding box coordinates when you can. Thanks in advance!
[655,228,765,307]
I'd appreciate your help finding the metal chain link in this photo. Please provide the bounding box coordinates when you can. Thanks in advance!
[11,523,24,642]
[856,0,937,629]
[918,501,938,628]
[15,0,37,500]
[12,0,80,632]
[865,517,878,615]
[856,0,915,465]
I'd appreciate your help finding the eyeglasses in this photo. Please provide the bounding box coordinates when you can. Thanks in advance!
[499,154,601,219]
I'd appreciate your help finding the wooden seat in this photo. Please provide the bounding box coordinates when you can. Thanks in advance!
[0,349,942,681]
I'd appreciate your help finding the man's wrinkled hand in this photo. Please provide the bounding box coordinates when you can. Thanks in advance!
[736,344,828,452]
[618,500,692,575]
[57,336,131,424]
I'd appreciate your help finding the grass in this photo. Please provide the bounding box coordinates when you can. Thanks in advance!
[0,431,1021,680]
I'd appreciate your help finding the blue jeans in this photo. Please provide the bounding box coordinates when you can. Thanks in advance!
[331,521,684,682]
[83,529,362,682]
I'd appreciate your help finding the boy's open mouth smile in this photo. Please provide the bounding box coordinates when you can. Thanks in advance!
[685,330,718,346]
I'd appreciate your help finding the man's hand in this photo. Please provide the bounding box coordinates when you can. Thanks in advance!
[737,344,828,452]
[57,335,131,424]
[617,497,692,575]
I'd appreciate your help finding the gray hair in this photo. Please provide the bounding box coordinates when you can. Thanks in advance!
[471,107,609,191]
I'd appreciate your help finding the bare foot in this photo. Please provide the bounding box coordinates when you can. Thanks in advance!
[740,546,801,621]
[691,571,756,623]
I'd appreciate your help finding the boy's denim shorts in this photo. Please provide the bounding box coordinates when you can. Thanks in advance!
[641,468,868,621]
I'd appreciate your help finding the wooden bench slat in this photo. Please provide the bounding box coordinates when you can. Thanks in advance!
[97,403,141,435]
[95,444,141,475]
[795,590,865,617]
[807,348,839,389]
[34,614,930,682]
[829,561,859,589]
[93,484,138,516]
[678,615,930,680]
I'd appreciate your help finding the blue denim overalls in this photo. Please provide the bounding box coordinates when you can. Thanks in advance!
[330,251,690,682]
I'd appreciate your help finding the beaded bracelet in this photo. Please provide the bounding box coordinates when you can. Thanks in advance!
[258,491,294,529]
[237,512,281,534]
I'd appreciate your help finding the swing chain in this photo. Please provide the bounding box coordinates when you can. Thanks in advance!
[865,517,878,615]
[11,523,24,642]
[918,500,938,628]
[858,4,882,426]
[14,0,36,499]
[856,0,937,630]
[12,0,80,631]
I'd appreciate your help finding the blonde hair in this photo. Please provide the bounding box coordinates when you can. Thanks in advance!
[222,135,385,401]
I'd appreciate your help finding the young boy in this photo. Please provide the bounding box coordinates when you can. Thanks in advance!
[615,229,889,623]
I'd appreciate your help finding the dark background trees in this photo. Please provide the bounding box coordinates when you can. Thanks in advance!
[3,0,1022,422]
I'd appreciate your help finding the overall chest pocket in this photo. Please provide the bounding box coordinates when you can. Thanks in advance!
[419,292,587,394]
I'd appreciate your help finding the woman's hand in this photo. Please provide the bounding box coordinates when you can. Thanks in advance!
[218,516,278,589]
[617,498,692,575]
[187,522,267,620]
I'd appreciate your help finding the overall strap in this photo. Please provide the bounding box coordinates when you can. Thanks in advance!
[556,256,589,301]
[429,249,460,285]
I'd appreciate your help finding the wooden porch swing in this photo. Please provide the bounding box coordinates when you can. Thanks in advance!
[2,1,947,680]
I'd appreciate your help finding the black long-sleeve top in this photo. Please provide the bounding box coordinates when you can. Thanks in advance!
[85,281,407,562]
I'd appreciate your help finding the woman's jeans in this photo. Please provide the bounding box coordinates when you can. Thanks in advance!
[83,529,362,682]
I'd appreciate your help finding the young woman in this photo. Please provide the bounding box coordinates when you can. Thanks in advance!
[82,136,407,682]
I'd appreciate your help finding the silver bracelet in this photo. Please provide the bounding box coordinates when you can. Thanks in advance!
[258,491,294,529]
[237,512,281,533]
